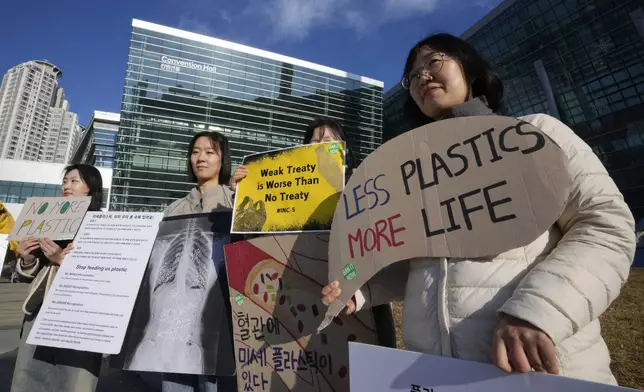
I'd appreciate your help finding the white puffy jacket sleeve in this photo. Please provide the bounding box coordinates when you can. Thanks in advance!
[499,114,636,344]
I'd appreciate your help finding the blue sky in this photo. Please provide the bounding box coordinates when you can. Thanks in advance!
[1,0,502,125]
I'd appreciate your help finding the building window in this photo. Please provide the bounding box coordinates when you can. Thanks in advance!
[0,181,60,203]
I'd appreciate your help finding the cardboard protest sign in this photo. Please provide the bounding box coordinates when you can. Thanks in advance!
[319,116,570,330]
[8,196,91,241]
[231,142,345,234]
[117,212,238,374]
[224,234,377,392]
[349,343,637,392]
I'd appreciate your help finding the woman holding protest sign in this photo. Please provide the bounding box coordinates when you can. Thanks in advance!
[157,131,237,392]
[232,118,398,349]
[11,164,105,392]
[321,34,636,385]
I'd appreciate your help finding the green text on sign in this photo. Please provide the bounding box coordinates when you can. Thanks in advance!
[343,263,357,281]
[328,143,341,154]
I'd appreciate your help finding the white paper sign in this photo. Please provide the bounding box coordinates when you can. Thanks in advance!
[27,211,163,354]
[349,343,637,392]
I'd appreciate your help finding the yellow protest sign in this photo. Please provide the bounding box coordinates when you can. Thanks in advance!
[231,142,345,233]
[0,201,18,257]
[0,201,16,235]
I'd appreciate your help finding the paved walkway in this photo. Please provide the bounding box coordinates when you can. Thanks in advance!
[0,283,27,355]
[0,283,28,329]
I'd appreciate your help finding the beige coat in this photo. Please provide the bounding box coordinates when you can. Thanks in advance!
[164,184,234,217]
[355,113,636,385]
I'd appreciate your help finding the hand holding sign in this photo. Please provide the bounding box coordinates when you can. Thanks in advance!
[39,237,73,265]
[17,237,40,262]
[321,281,356,316]
[319,116,571,332]
[316,144,344,192]
[492,314,559,374]
[232,165,248,191]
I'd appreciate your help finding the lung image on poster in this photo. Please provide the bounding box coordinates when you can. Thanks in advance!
[118,212,237,375]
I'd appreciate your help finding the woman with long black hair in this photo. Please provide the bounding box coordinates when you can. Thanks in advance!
[11,164,105,392]
[159,131,237,392]
[322,34,635,385]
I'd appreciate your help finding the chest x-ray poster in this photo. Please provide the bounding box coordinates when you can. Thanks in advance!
[116,211,239,375]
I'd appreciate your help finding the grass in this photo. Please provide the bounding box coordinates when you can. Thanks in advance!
[390,269,644,389]
[600,269,644,389]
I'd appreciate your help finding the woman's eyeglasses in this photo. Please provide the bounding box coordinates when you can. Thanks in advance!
[401,53,447,90]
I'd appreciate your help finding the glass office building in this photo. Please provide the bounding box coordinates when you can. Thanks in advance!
[71,111,119,168]
[383,0,644,221]
[111,19,383,211]
[383,84,411,143]
[0,180,109,208]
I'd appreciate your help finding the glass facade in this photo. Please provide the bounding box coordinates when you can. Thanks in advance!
[93,127,117,167]
[383,84,411,143]
[383,0,644,221]
[111,20,383,211]
[0,181,61,202]
[72,111,119,168]
[0,180,109,208]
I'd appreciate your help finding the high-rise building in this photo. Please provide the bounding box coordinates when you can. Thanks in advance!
[382,0,644,221]
[0,60,61,161]
[40,88,81,163]
[0,61,81,164]
[111,19,383,211]
[71,111,119,167]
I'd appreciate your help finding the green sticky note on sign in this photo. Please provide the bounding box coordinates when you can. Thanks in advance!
[343,263,357,281]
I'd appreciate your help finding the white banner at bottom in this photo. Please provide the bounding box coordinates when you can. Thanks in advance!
[349,342,636,392]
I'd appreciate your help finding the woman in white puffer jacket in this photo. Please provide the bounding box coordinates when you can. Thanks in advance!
[322,34,636,385]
